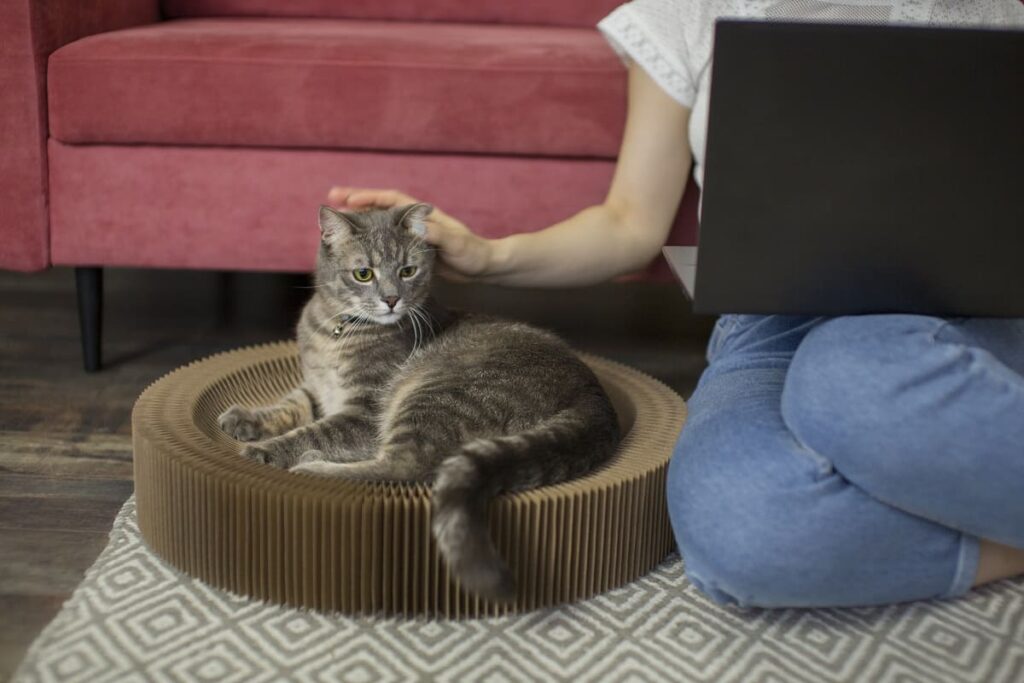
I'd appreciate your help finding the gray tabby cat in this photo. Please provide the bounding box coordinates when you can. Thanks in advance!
[218,204,620,600]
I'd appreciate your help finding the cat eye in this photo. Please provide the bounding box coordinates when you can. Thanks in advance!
[399,265,418,279]
[352,268,374,283]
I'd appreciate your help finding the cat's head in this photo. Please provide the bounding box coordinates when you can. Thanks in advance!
[315,203,436,325]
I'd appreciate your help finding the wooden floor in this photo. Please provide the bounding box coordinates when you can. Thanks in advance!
[0,266,713,680]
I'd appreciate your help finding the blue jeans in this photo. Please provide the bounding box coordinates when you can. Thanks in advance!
[668,314,1024,608]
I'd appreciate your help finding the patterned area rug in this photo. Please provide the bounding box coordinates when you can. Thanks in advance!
[14,497,1024,683]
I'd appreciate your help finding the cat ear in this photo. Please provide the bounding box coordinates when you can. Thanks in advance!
[397,203,433,238]
[318,205,359,243]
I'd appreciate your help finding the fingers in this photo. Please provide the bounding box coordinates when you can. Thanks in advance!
[323,187,483,281]
[328,186,420,209]
[422,219,468,259]
[421,218,445,245]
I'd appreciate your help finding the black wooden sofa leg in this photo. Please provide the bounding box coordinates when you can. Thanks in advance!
[75,267,103,372]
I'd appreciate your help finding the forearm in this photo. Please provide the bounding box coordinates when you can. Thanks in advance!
[480,64,691,288]
[483,203,663,287]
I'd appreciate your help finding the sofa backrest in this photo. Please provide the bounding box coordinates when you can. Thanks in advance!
[160,0,624,28]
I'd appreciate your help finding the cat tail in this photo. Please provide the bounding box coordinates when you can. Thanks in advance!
[430,391,620,602]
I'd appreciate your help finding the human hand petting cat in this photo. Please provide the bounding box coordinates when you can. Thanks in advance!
[327,186,493,282]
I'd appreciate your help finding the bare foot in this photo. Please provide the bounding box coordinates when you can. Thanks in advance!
[975,539,1024,586]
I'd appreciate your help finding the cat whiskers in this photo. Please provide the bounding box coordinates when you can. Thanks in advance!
[409,307,425,356]
[410,303,438,340]
[407,304,435,355]
[332,308,370,360]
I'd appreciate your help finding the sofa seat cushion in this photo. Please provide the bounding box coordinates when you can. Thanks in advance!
[48,18,626,158]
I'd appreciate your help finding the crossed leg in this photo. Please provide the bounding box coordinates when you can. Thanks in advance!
[670,314,1024,608]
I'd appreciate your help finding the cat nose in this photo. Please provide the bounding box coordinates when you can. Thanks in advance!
[382,295,400,310]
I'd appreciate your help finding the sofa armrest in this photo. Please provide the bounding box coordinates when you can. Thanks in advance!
[0,0,160,271]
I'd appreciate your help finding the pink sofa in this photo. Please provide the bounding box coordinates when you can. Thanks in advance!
[1,0,699,370]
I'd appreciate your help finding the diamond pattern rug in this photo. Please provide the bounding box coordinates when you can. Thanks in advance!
[13,497,1024,683]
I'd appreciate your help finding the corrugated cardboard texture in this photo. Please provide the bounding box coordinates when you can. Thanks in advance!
[132,342,686,617]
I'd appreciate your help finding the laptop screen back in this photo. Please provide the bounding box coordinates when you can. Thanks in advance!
[693,20,1024,316]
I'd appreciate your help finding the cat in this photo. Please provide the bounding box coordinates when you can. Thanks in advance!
[218,203,620,601]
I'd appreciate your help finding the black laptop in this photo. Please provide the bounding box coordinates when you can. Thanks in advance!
[664,19,1024,316]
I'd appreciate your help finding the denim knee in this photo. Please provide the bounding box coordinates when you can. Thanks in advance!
[780,315,949,484]
[667,427,848,608]
[781,315,1024,546]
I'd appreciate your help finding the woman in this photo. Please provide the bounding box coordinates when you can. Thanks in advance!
[328,0,1024,608]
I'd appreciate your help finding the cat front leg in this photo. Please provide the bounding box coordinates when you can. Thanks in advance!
[239,411,377,469]
[289,455,430,481]
[218,387,317,442]
[290,437,436,481]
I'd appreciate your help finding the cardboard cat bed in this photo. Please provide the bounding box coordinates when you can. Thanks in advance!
[132,342,686,617]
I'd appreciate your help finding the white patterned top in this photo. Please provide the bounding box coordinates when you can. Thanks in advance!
[598,0,1024,189]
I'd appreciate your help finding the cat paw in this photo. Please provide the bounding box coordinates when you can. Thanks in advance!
[239,444,271,464]
[290,459,335,476]
[218,405,263,442]
[240,443,292,468]
[296,449,325,465]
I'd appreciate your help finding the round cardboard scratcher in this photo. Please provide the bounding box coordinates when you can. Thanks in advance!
[132,342,687,617]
